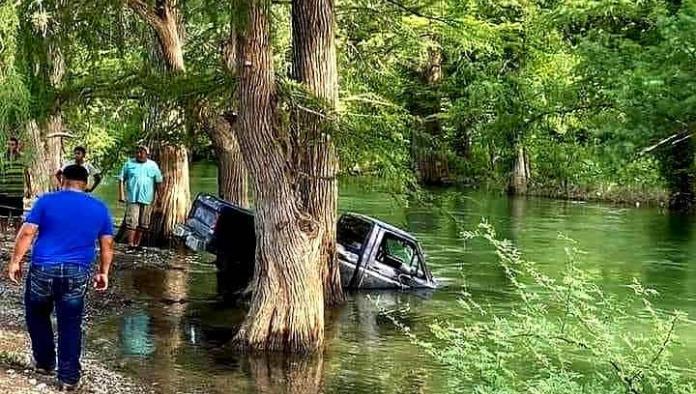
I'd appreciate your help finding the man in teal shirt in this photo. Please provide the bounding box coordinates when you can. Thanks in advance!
[118,145,163,249]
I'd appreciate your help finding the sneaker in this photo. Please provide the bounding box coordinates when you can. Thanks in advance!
[57,380,81,392]
[34,366,54,376]
[31,360,54,376]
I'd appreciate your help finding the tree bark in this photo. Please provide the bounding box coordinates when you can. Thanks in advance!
[127,0,185,72]
[25,121,53,196]
[292,0,344,306]
[233,0,324,353]
[25,29,66,196]
[146,143,191,246]
[209,116,249,207]
[204,25,250,207]
[508,144,530,195]
[410,44,449,185]
[127,0,190,245]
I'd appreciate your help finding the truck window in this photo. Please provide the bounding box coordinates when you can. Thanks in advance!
[337,216,372,253]
[376,234,423,278]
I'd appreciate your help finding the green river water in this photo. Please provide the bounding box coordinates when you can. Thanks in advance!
[89,163,696,393]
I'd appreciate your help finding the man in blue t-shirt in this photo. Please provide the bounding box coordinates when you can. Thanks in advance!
[118,145,163,249]
[6,165,114,391]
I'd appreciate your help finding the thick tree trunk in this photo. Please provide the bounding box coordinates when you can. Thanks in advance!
[127,0,190,245]
[202,29,249,207]
[411,44,449,185]
[26,120,64,196]
[209,117,249,206]
[145,143,190,246]
[508,144,530,195]
[292,0,344,306]
[25,121,53,196]
[412,130,450,185]
[233,0,324,353]
[26,36,66,196]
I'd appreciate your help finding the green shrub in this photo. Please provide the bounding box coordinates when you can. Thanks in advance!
[393,222,694,394]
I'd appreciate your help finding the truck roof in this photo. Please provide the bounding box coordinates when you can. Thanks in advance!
[341,212,418,243]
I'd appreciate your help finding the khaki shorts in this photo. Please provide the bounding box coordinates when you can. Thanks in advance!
[125,203,153,230]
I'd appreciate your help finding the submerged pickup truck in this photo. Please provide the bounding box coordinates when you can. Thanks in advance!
[173,194,437,293]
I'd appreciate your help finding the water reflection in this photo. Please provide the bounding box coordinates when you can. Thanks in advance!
[87,167,696,393]
[116,265,191,391]
[644,213,695,309]
[120,311,155,357]
[247,354,325,394]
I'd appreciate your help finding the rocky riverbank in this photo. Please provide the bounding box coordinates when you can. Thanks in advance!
[0,231,183,393]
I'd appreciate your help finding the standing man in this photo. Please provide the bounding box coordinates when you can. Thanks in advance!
[119,145,163,249]
[0,137,31,232]
[6,165,114,391]
[55,146,102,192]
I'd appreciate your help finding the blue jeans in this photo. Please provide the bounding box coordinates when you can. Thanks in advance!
[25,263,90,385]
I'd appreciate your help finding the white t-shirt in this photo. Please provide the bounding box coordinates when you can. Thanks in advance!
[61,160,101,177]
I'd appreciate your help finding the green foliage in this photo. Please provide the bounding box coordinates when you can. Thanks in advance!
[397,222,694,393]
[0,1,31,135]
[3,0,694,199]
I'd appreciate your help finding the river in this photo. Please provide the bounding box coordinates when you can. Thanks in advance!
[89,163,696,393]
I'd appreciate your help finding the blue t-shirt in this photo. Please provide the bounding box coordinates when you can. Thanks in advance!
[118,159,163,205]
[26,190,114,266]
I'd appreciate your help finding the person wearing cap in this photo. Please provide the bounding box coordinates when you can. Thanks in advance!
[6,165,114,391]
[55,146,102,192]
[118,145,163,249]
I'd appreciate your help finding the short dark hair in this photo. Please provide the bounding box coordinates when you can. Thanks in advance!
[74,146,86,155]
[62,165,88,183]
[9,137,18,144]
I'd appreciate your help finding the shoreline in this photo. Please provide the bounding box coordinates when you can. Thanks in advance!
[0,232,178,393]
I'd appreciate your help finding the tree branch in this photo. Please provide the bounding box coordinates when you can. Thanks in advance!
[126,0,163,30]
[380,0,458,26]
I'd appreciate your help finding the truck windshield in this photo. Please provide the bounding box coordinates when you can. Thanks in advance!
[337,216,372,253]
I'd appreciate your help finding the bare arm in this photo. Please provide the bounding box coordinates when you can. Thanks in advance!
[7,223,38,284]
[55,169,63,184]
[89,174,103,193]
[154,182,163,200]
[94,235,114,291]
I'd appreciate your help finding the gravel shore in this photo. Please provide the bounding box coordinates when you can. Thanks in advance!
[0,231,178,393]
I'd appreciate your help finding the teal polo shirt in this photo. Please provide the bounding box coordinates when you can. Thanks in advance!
[118,159,163,204]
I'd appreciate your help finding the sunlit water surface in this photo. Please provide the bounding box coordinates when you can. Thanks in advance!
[90,164,696,393]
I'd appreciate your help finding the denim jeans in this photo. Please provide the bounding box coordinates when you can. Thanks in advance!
[25,263,90,385]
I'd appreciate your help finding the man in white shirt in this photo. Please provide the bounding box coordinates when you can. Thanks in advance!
[55,146,103,193]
